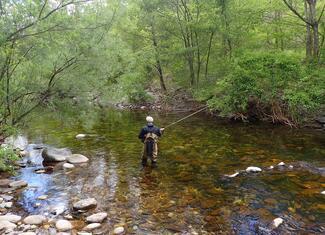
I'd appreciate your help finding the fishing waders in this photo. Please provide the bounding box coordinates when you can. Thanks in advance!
[142,132,159,167]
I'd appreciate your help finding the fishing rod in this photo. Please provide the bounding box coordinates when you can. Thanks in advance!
[163,106,208,129]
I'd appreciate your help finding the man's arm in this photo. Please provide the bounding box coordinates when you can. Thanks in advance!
[138,128,146,142]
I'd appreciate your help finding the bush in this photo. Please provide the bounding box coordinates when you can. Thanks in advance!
[208,52,324,124]
[0,147,19,173]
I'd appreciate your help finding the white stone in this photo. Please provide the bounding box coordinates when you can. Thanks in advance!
[67,154,89,164]
[73,198,97,210]
[9,180,28,188]
[18,233,36,235]
[56,219,73,231]
[86,212,108,223]
[77,232,92,235]
[289,165,293,169]
[321,191,325,195]
[268,165,274,169]
[273,217,283,228]
[23,215,47,225]
[0,214,21,223]
[76,134,86,139]
[278,162,285,166]
[226,172,239,178]
[37,195,48,200]
[83,223,101,231]
[113,226,125,234]
[246,166,262,173]
[4,202,12,208]
[63,163,75,169]
[0,220,17,230]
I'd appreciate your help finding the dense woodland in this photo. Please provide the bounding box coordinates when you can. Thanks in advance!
[0,0,324,133]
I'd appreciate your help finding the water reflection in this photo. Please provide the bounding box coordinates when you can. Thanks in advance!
[15,108,325,234]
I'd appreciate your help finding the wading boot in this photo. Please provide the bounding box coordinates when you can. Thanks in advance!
[141,159,148,169]
[151,161,158,168]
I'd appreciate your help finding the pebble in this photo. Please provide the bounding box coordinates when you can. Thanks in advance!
[0,214,21,223]
[64,214,73,220]
[321,191,325,195]
[289,165,293,169]
[273,217,283,227]
[56,219,73,231]
[1,195,13,201]
[63,163,75,169]
[9,180,28,188]
[23,215,47,225]
[77,232,92,235]
[76,134,87,139]
[226,172,239,178]
[37,195,48,200]
[268,165,274,169]
[19,233,36,235]
[86,212,108,223]
[83,223,101,231]
[278,162,285,166]
[113,226,125,234]
[246,166,262,173]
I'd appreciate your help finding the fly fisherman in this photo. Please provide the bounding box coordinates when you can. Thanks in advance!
[138,116,164,167]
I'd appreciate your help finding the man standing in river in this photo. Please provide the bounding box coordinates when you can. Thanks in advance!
[138,116,164,167]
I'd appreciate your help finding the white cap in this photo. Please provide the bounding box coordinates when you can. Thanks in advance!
[146,116,154,123]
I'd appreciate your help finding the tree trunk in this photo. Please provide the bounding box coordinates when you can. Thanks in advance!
[305,0,313,59]
[205,31,214,79]
[309,0,319,58]
[150,24,167,92]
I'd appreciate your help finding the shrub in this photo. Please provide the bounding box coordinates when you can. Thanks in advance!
[0,147,19,173]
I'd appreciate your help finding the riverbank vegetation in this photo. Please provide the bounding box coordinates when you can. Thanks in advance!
[0,0,324,135]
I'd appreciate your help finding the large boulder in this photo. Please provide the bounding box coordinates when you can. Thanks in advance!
[67,154,89,164]
[42,148,71,162]
[73,198,97,210]
[23,215,47,225]
[86,212,107,223]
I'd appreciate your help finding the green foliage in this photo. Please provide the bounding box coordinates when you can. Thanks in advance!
[208,52,324,122]
[0,147,19,173]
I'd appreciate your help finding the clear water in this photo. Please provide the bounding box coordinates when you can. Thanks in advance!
[15,108,325,234]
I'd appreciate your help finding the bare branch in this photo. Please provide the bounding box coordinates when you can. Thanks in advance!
[282,0,312,26]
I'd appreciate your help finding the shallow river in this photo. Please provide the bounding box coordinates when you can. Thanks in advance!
[16,108,325,234]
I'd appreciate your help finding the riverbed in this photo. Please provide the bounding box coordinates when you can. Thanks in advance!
[12,108,325,234]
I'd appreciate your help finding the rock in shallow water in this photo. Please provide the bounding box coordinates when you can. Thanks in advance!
[73,198,97,210]
[321,191,325,195]
[23,215,47,225]
[0,214,21,223]
[83,223,101,231]
[0,220,17,230]
[246,166,262,173]
[9,180,28,188]
[63,163,75,169]
[86,212,108,223]
[273,217,283,227]
[42,147,71,162]
[67,154,89,164]
[76,134,86,139]
[56,219,73,231]
[114,226,125,234]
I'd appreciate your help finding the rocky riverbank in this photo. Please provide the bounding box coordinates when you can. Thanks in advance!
[0,136,127,235]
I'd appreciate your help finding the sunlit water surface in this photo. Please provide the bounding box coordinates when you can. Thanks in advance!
[15,108,325,234]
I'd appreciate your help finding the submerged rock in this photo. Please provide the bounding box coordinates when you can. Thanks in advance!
[273,217,283,228]
[42,147,71,162]
[9,180,28,188]
[86,212,108,223]
[67,154,89,164]
[0,214,21,223]
[246,166,262,173]
[83,223,101,231]
[73,198,97,210]
[56,219,73,231]
[23,215,47,225]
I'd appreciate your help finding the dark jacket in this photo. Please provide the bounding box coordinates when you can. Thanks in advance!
[138,123,161,142]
